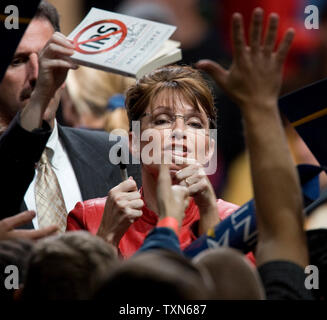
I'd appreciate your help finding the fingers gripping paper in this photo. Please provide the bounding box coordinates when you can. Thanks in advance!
[67,7,182,79]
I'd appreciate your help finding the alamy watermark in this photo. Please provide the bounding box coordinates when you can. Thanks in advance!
[3,265,19,290]
[305,5,319,30]
[305,264,319,290]
[0,4,322,31]
[0,263,321,292]
[1,5,19,29]
[108,122,219,175]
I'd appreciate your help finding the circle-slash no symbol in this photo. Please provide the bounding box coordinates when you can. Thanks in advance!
[73,19,127,55]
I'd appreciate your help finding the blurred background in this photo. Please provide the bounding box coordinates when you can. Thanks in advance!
[49,0,327,205]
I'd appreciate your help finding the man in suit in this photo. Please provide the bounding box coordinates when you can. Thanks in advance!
[0,1,140,229]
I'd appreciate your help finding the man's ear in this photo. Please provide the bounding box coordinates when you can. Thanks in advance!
[129,131,140,158]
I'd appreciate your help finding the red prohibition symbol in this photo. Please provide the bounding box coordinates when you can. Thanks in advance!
[73,19,127,54]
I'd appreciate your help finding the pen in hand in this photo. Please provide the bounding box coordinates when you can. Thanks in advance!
[120,162,128,181]
[118,147,128,181]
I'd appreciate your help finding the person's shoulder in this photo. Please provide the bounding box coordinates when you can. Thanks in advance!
[82,197,107,217]
[67,197,107,233]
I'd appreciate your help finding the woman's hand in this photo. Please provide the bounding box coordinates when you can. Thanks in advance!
[96,178,144,247]
[174,157,219,235]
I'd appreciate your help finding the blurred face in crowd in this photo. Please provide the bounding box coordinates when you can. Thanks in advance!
[0,18,54,126]
[134,89,215,181]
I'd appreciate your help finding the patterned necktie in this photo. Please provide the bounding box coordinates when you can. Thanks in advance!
[35,148,67,232]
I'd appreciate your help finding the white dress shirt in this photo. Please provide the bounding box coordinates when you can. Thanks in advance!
[24,120,83,229]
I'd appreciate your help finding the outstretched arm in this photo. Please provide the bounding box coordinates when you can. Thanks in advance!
[197,8,308,267]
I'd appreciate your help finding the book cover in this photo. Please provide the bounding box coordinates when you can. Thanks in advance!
[67,7,180,78]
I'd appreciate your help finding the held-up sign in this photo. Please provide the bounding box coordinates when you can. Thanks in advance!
[68,8,179,78]
[73,19,127,55]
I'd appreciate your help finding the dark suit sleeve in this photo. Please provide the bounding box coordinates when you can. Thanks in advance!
[258,261,314,300]
[135,227,182,255]
[0,113,51,218]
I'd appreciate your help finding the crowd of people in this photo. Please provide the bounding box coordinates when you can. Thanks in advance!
[1,1,327,302]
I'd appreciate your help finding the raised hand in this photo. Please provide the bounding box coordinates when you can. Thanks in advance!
[35,32,78,104]
[21,32,78,131]
[174,156,219,234]
[157,165,189,227]
[196,8,308,268]
[196,8,295,111]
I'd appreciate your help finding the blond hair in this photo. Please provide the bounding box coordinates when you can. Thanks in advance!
[66,66,134,132]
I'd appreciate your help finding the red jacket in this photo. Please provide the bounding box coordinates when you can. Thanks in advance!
[67,193,240,259]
